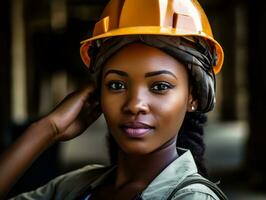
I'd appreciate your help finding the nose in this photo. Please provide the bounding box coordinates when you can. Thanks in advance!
[122,88,150,115]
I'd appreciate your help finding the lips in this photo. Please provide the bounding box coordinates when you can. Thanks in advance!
[120,122,154,138]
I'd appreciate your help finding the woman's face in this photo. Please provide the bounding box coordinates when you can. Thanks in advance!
[101,43,193,155]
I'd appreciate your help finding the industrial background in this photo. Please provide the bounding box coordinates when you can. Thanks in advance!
[0,0,266,199]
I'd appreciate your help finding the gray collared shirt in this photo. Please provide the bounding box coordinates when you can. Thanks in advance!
[140,148,220,199]
[11,149,220,200]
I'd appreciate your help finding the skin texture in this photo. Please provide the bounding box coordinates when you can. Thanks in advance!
[90,43,196,199]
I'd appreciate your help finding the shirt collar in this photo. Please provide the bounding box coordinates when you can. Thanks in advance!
[88,148,197,199]
[141,148,198,199]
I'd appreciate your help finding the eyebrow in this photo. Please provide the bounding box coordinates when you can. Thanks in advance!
[145,70,177,79]
[104,69,177,79]
[104,69,128,78]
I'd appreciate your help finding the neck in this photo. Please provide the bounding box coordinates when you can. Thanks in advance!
[115,137,178,189]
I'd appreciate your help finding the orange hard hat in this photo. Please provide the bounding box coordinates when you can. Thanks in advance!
[80,0,224,74]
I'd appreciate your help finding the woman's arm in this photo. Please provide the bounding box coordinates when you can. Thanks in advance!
[0,86,102,198]
[0,118,56,198]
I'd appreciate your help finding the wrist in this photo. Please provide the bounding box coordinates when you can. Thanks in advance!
[30,117,59,145]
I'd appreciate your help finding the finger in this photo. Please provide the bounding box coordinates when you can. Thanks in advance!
[80,103,102,125]
[47,87,95,133]
[52,85,96,115]
[77,85,97,103]
[60,105,102,141]
[86,104,102,126]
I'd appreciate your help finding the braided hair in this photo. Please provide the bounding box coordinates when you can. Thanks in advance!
[177,112,208,177]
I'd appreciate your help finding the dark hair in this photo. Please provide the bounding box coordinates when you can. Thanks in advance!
[178,65,209,178]
[177,112,208,177]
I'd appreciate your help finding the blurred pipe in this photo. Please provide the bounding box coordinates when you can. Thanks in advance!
[235,4,248,120]
[51,0,67,30]
[11,0,27,123]
[51,71,68,106]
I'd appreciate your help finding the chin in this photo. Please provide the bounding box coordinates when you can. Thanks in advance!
[118,141,157,156]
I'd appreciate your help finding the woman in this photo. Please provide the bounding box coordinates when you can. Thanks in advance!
[0,0,227,199]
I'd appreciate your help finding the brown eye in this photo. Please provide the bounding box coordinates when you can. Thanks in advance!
[107,81,126,91]
[151,82,174,93]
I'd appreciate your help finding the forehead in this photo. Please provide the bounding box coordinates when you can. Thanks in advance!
[102,43,187,77]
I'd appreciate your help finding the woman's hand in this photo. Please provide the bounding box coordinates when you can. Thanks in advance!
[0,85,102,197]
[46,85,102,142]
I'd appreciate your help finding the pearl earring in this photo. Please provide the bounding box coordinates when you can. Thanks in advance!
[192,106,196,111]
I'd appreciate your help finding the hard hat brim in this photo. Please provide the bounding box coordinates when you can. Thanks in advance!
[80,26,224,74]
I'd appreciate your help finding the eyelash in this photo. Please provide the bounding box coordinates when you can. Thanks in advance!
[106,81,126,91]
[150,82,175,93]
[106,81,175,93]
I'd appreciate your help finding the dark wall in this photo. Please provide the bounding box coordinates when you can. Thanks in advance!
[0,0,11,150]
[246,0,266,190]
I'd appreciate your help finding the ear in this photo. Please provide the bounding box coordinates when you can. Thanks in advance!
[187,88,198,112]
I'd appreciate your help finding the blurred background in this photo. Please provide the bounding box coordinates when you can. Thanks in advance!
[0,0,266,199]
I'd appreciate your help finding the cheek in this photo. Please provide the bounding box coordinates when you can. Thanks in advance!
[101,91,121,123]
[154,90,188,129]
